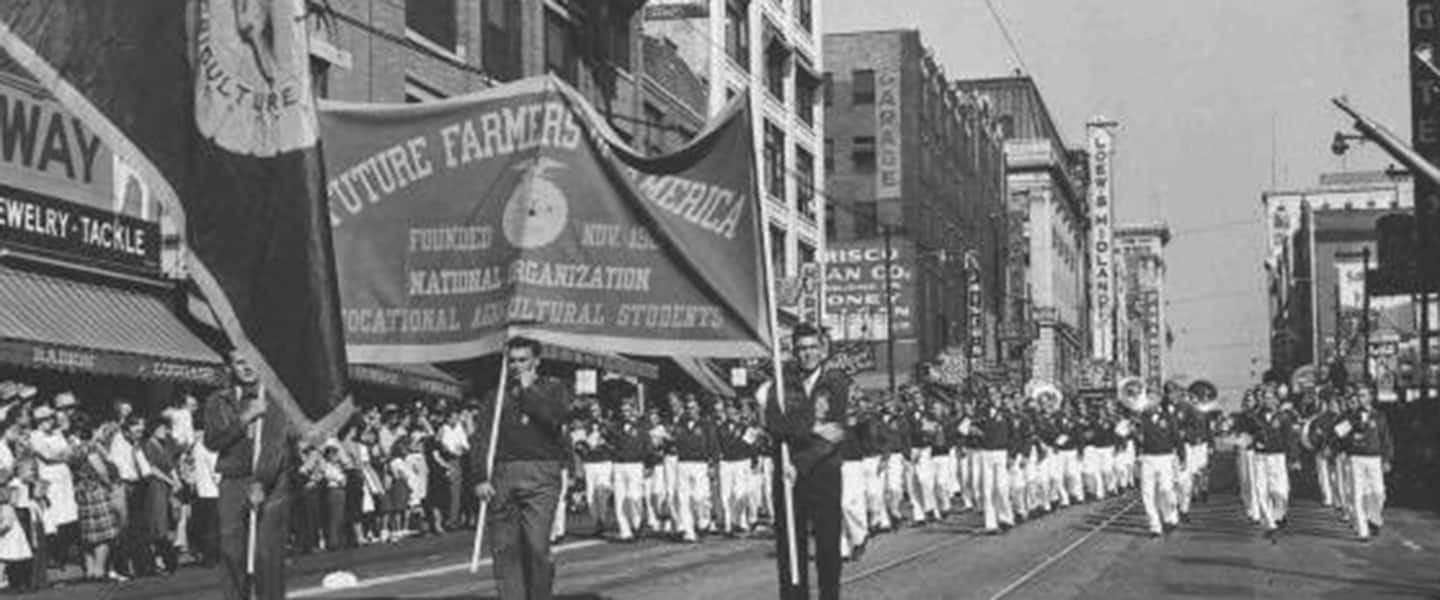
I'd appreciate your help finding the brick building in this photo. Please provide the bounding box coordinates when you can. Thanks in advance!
[824,30,1009,387]
[310,0,703,151]
[954,75,1088,391]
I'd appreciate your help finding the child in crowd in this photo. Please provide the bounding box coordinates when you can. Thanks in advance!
[321,443,349,551]
[6,457,45,591]
[0,486,32,591]
[384,439,412,542]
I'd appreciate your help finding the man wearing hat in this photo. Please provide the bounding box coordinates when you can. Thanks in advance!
[204,350,294,600]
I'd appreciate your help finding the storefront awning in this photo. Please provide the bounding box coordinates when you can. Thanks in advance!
[672,356,736,398]
[0,265,225,385]
[349,363,465,400]
[541,345,659,380]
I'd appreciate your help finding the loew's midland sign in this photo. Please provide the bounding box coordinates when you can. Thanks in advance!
[321,76,771,362]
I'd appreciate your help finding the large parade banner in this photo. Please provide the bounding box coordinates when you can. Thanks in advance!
[321,76,771,363]
[0,0,352,432]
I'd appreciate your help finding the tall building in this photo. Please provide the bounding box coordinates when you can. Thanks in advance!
[1115,223,1171,391]
[1263,170,1427,400]
[823,30,1009,387]
[312,1,703,150]
[640,0,825,328]
[954,75,1088,391]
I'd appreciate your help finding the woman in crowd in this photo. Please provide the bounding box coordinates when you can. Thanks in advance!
[70,415,123,582]
[138,418,179,575]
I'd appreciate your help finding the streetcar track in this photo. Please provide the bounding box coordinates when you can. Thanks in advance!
[989,496,1141,600]
[842,494,1138,587]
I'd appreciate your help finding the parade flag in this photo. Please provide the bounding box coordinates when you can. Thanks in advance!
[0,0,352,432]
[322,75,771,362]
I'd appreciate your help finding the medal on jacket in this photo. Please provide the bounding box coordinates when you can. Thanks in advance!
[520,412,530,426]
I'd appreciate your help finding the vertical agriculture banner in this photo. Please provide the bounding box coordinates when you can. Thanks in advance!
[0,0,351,432]
[322,76,771,362]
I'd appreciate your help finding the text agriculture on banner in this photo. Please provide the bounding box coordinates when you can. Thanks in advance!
[322,76,771,363]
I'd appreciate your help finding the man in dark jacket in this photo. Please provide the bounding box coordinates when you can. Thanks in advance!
[470,337,572,600]
[1338,386,1392,540]
[763,323,849,600]
[1136,392,1182,536]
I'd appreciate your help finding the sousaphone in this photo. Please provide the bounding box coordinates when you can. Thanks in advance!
[1117,376,1152,413]
[1028,381,1064,412]
[1187,379,1222,413]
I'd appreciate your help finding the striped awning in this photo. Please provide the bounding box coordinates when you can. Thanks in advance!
[0,264,224,385]
[348,362,465,400]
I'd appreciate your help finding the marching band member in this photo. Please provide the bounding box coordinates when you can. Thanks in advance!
[1249,387,1298,536]
[643,408,672,534]
[1080,404,1107,502]
[876,398,909,528]
[1172,389,1201,521]
[957,401,981,513]
[717,403,754,537]
[839,396,871,560]
[1310,395,1341,510]
[1233,392,1261,524]
[904,392,936,525]
[976,391,1014,534]
[930,401,958,519]
[1337,386,1392,541]
[608,401,653,542]
[1007,394,1034,522]
[1112,403,1135,494]
[857,399,890,533]
[1135,391,1181,537]
[1333,392,1357,522]
[671,398,718,543]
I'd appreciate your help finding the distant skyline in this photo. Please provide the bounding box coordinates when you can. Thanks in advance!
[826,1,1411,398]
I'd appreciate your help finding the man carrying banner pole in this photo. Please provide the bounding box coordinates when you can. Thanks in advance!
[763,323,850,600]
[469,337,573,599]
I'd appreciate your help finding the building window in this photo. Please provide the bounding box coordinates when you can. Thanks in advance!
[725,0,749,71]
[851,136,876,173]
[404,77,446,103]
[852,69,875,104]
[310,56,329,100]
[643,102,664,156]
[822,72,833,106]
[770,225,787,276]
[544,8,579,84]
[796,146,815,222]
[609,8,632,69]
[795,0,812,32]
[407,0,458,54]
[795,73,816,126]
[482,0,521,81]
[798,241,815,266]
[824,138,834,172]
[765,47,786,100]
[764,121,785,199]
[854,202,878,238]
[824,202,837,240]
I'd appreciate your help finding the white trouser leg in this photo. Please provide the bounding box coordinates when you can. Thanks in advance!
[980,449,1013,530]
[1061,449,1082,505]
[1176,449,1194,516]
[675,461,708,540]
[910,448,935,520]
[884,454,907,522]
[552,469,569,540]
[584,461,614,531]
[932,451,954,514]
[959,450,976,509]
[1350,455,1385,538]
[861,456,886,530]
[840,460,869,555]
[612,462,644,539]
[1336,452,1353,515]
[1255,452,1289,529]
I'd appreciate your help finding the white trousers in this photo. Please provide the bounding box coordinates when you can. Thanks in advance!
[933,449,957,514]
[1176,447,1195,516]
[1237,448,1258,521]
[883,453,907,521]
[840,460,869,557]
[645,457,672,528]
[1254,452,1290,530]
[612,462,646,539]
[583,461,614,530]
[719,459,752,533]
[908,448,935,520]
[1057,449,1082,505]
[978,449,1013,530]
[862,456,889,529]
[1350,455,1386,538]
[674,461,711,539]
[1083,446,1109,500]
[1139,453,1178,533]
[958,449,978,509]
[1335,452,1353,514]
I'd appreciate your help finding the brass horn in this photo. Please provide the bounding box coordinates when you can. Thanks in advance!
[1027,381,1063,412]
[1188,379,1222,413]
[1117,376,1152,413]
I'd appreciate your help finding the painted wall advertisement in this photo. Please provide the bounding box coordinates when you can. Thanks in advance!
[875,67,902,199]
[1088,125,1115,360]
[823,239,913,342]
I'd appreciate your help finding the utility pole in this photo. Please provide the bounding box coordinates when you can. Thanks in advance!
[1364,247,1372,382]
[884,224,897,396]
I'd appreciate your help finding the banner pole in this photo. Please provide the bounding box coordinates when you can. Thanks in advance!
[246,387,265,577]
[758,207,800,587]
[471,344,510,573]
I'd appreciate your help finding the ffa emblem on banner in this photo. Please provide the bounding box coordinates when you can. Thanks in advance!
[502,158,571,249]
[195,0,319,156]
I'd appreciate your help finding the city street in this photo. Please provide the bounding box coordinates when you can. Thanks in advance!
[36,457,1440,600]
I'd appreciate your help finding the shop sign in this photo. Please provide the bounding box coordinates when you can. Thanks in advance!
[0,183,160,273]
[875,68,902,199]
[1088,125,1115,360]
[823,239,914,341]
[0,339,223,385]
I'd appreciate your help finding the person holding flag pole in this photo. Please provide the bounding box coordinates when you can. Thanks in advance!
[468,336,573,599]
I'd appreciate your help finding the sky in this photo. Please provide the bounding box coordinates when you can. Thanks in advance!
[825,0,1412,399]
